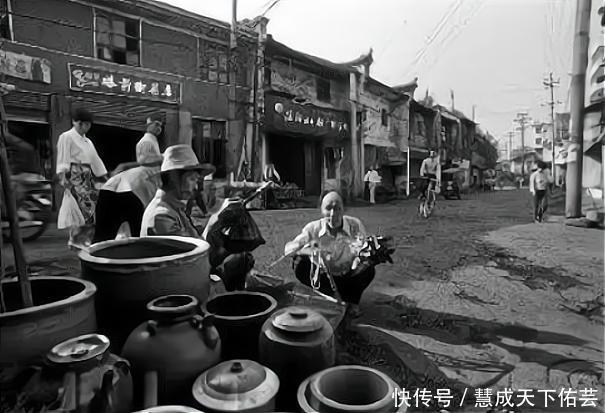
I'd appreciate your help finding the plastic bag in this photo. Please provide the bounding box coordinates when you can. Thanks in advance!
[203,199,265,255]
[57,190,85,229]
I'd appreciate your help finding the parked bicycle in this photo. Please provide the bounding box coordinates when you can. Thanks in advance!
[418,177,439,219]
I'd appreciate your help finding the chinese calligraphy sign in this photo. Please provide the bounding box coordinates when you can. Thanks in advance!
[265,94,350,140]
[68,63,181,103]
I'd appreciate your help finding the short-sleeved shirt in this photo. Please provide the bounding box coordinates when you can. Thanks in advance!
[56,127,107,177]
[136,133,161,164]
[140,189,200,237]
[288,216,367,276]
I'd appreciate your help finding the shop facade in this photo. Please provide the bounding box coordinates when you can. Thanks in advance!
[261,36,357,198]
[1,0,260,206]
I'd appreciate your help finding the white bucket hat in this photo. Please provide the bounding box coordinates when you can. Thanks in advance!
[161,144,215,177]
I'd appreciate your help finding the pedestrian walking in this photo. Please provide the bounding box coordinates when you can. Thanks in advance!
[529,160,553,223]
[56,108,107,249]
[137,114,162,160]
[92,142,162,243]
[364,166,382,204]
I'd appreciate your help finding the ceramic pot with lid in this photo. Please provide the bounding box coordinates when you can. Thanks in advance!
[298,365,407,413]
[121,295,221,409]
[259,306,335,411]
[192,359,279,413]
[16,334,133,413]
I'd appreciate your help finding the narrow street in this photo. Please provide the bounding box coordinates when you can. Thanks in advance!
[4,190,603,410]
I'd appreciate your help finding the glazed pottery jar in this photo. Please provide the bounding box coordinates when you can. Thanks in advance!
[192,359,279,413]
[80,236,211,351]
[16,334,132,413]
[259,306,335,411]
[297,365,407,413]
[202,291,277,361]
[121,295,221,409]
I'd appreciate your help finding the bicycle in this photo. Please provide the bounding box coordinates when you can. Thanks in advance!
[418,177,439,219]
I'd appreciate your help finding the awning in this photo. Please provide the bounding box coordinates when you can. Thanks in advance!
[439,110,460,122]
[364,136,396,148]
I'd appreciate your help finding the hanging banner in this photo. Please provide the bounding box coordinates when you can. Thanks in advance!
[264,94,350,140]
[68,63,181,104]
[0,51,52,84]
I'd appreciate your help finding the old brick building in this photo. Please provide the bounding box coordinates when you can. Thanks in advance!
[0,0,261,201]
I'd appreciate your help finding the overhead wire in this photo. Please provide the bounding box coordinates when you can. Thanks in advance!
[401,0,463,79]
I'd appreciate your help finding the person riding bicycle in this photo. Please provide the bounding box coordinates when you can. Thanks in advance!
[419,150,440,199]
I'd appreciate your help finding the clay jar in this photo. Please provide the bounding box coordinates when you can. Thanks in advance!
[80,236,211,351]
[122,295,221,409]
[259,306,334,411]
[298,365,407,413]
[192,359,279,413]
[18,334,132,413]
[202,291,277,361]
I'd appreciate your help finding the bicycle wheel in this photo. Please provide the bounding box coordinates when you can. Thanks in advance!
[425,191,436,217]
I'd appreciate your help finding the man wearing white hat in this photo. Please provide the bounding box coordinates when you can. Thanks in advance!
[140,145,255,290]
[141,144,215,237]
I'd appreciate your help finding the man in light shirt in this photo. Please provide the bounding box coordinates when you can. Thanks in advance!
[419,150,440,199]
[529,160,553,223]
[136,115,162,162]
[363,166,382,204]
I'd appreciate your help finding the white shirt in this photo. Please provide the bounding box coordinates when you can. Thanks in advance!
[287,216,367,276]
[420,157,439,176]
[364,170,382,183]
[529,170,552,193]
[136,133,161,164]
[55,127,107,177]
[102,165,161,206]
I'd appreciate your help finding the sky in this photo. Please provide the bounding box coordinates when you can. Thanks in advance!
[160,0,602,148]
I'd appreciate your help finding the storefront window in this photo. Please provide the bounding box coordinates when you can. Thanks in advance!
[192,119,226,178]
[316,77,331,102]
[95,12,140,66]
[199,41,230,83]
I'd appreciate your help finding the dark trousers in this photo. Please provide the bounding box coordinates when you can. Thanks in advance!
[93,190,144,243]
[533,190,548,221]
[419,174,437,198]
[293,256,375,304]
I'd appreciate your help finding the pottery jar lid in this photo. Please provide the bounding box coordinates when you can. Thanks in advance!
[192,359,279,411]
[47,334,110,365]
[271,306,326,333]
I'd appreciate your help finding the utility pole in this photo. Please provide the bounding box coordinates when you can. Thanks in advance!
[543,72,560,183]
[472,105,476,122]
[566,0,591,218]
[514,112,531,180]
[507,131,515,162]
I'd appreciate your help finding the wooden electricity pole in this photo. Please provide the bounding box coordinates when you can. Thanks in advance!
[543,72,560,182]
[566,0,592,218]
[514,112,531,180]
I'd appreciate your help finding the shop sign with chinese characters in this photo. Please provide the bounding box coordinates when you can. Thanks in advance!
[68,63,181,104]
[264,94,350,140]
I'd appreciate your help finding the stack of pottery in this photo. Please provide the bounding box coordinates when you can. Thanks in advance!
[17,334,132,413]
[258,306,335,411]
[0,276,97,390]
[202,291,277,361]
[297,365,407,413]
[122,295,221,410]
[191,359,279,413]
[79,236,212,351]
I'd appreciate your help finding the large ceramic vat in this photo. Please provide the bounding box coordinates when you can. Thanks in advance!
[79,236,211,351]
[0,276,97,389]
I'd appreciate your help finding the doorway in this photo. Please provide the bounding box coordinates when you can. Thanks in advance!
[268,133,305,189]
[87,124,142,172]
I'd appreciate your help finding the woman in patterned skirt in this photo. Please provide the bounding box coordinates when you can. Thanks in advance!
[56,108,108,249]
